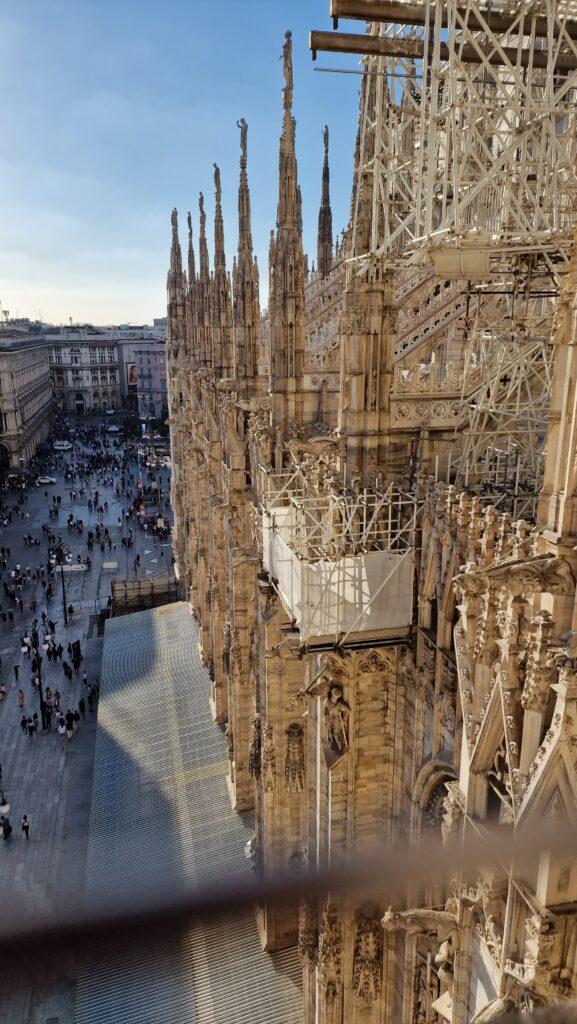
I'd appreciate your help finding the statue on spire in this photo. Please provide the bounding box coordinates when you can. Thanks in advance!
[171,207,178,234]
[237,118,248,170]
[214,163,222,201]
[323,124,329,159]
[283,30,293,115]
[187,211,192,240]
[199,192,206,232]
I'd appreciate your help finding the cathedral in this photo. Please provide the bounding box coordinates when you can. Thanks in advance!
[167,6,577,1021]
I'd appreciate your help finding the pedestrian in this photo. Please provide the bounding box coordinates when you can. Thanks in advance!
[20,714,28,734]
[54,688,61,710]
[65,710,73,740]
[27,717,35,738]
[58,715,66,737]
[21,814,29,840]
[16,688,24,709]
[78,696,86,720]
[1,814,12,840]
[82,671,88,688]
[73,708,80,729]
[13,664,18,681]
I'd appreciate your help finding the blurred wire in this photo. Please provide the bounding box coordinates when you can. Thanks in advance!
[2,820,577,958]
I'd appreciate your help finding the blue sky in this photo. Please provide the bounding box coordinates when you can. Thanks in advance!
[0,0,361,325]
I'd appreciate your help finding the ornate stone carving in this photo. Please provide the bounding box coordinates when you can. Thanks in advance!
[441,783,463,842]
[318,902,342,1003]
[248,715,261,779]
[358,650,391,674]
[353,908,383,1002]
[285,722,305,793]
[261,724,276,791]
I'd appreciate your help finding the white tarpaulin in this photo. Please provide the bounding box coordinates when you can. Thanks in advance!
[263,509,413,641]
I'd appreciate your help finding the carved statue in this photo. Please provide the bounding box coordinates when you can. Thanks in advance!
[213,162,221,199]
[282,30,293,113]
[237,117,248,169]
[323,684,350,753]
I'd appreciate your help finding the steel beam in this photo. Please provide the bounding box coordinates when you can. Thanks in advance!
[309,29,577,70]
[329,0,577,40]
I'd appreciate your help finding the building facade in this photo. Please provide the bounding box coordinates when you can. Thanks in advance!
[0,328,53,467]
[116,329,167,419]
[168,17,577,1024]
[48,328,120,415]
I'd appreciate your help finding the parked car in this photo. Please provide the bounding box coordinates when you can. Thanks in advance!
[53,440,72,451]
[37,476,57,485]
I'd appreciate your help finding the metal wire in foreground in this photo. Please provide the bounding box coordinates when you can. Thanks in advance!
[2,821,577,959]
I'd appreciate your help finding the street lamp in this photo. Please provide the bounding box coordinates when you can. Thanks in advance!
[55,542,69,626]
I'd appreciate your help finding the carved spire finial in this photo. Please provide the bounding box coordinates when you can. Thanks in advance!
[213,163,226,273]
[237,119,253,257]
[169,208,182,279]
[186,211,196,286]
[317,125,333,278]
[198,191,210,281]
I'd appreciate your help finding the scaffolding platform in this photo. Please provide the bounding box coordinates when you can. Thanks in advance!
[260,469,416,643]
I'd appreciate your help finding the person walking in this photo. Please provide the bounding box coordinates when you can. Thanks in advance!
[1,814,12,840]
[16,688,24,709]
[13,664,18,682]
[78,696,86,720]
[21,814,29,840]
[82,671,88,688]
[65,710,74,740]
[26,717,35,738]
[20,714,28,734]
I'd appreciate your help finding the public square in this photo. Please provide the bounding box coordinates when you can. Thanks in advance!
[0,423,173,1023]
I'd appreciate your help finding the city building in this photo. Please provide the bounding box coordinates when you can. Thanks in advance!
[47,327,120,414]
[0,327,53,467]
[167,12,577,1024]
[114,327,167,418]
[134,343,167,421]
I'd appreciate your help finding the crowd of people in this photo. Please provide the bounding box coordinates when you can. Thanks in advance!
[0,415,173,842]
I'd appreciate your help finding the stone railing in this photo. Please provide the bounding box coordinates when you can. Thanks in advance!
[393,361,482,396]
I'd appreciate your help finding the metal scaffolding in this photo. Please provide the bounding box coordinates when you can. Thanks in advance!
[258,464,417,642]
[310,2,577,505]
